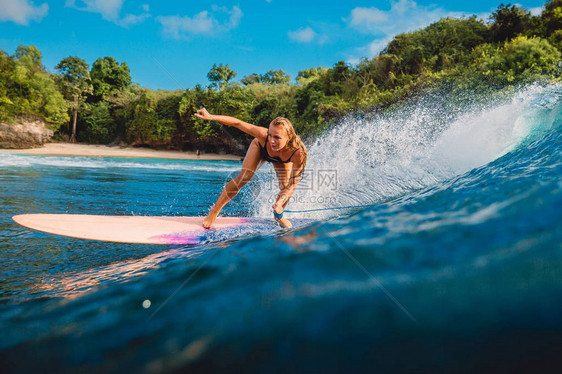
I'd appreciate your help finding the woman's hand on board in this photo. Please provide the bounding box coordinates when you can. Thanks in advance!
[272,203,292,229]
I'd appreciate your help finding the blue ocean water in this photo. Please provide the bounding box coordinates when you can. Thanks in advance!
[0,84,561,373]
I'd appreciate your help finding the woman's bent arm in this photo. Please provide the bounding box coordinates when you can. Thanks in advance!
[272,151,305,213]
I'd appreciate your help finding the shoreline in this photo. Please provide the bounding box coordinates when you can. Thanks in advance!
[0,142,244,161]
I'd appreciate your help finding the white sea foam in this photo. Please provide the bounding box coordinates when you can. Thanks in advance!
[0,154,241,173]
[253,84,561,219]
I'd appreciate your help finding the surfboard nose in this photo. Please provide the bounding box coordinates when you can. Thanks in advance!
[13,214,36,227]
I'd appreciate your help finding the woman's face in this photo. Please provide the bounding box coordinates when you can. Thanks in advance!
[268,125,289,151]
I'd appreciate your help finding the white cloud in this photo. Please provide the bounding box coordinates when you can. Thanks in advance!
[348,0,466,37]
[66,0,150,27]
[392,0,417,16]
[367,36,394,56]
[212,5,242,29]
[528,6,543,16]
[288,25,330,45]
[288,26,317,43]
[158,12,213,36]
[156,6,243,39]
[118,13,151,28]
[0,0,48,25]
[349,7,388,29]
[317,34,330,45]
[66,0,124,21]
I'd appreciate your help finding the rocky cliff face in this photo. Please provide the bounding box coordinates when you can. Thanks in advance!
[0,120,54,149]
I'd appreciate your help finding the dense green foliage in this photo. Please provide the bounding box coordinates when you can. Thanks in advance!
[0,46,69,128]
[0,1,560,152]
[241,69,291,85]
[90,57,132,101]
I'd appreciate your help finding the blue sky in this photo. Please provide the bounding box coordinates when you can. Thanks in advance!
[0,0,547,90]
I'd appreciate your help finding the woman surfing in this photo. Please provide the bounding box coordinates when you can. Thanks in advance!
[194,108,308,229]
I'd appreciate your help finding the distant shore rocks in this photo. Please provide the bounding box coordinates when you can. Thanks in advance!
[0,120,54,149]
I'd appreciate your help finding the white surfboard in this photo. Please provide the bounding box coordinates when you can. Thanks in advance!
[12,214,277,245]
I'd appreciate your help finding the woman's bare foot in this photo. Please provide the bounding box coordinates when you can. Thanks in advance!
[202,213,217,229]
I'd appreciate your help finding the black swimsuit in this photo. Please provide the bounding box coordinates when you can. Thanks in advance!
[259,134,299,163]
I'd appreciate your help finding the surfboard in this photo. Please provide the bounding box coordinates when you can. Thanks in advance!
[12,214,280,245]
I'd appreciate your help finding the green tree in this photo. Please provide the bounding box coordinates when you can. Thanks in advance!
[261,69,291,84]
[548,29,562,50]
[104,85,139,141]
[542,0,562,35]
[90,56,131,100]
[129,90,153,143]
[422,18,489,66]
[241,73,261,85]
[479,36,561,82]
[319,61,350,96]
[14,45,42,71]
[0,45,68,128]
[384,33,414,56]
[207,63,236,90]
[80,101,114,143]
[490,4,531,42]
[357,54,399,89]
[242,70,291,85]
[56,56,93,142]
[384,18,488,75]
[0,50,15,122]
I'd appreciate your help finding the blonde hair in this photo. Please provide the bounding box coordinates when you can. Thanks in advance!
[270,117,308,175]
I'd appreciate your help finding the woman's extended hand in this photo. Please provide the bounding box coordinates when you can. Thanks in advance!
[194,108,213,121]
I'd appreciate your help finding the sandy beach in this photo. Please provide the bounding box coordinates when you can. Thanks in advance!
[0,142,244,161]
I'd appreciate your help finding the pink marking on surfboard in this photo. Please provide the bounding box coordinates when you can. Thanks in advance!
[150,217,250,245]
[148,233,201,245]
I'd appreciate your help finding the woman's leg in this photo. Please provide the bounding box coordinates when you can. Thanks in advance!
[203,139,264,228]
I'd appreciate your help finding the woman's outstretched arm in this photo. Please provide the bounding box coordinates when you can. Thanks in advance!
[195,108,266,139]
